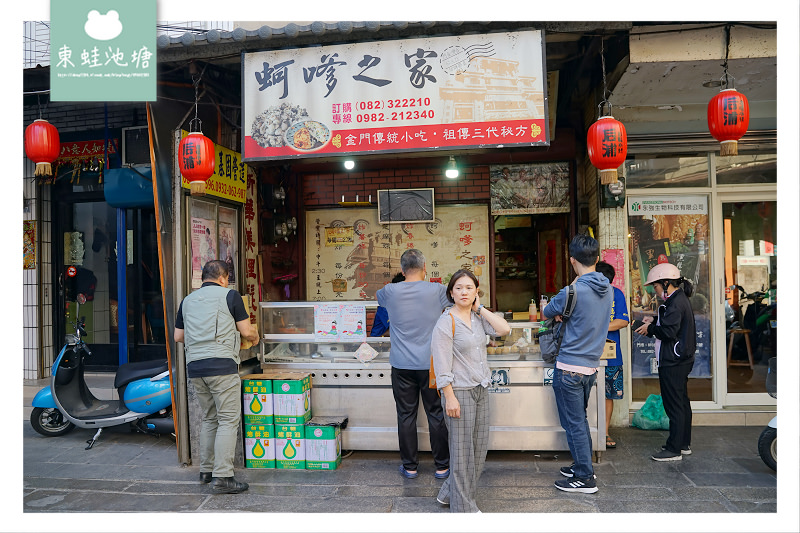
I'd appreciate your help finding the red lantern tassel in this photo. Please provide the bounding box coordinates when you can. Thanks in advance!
[189,181,207,195]
[34,162,52,177]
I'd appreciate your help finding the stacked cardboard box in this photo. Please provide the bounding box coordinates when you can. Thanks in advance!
[241,371,312,469]
[305,416,346,470]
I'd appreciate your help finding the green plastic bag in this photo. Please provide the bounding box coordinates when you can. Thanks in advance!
[631,394,670,430]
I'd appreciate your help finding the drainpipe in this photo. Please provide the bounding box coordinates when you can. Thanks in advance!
[117,208,128,365]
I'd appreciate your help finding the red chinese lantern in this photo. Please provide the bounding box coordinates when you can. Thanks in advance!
[24,119,60,177]
[179,132,215,195]
[587,115,627,185]
[707,88,749,156]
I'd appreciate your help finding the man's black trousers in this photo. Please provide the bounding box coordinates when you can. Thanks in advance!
[391,367,450,471]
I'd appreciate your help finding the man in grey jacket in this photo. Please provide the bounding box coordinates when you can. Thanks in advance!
[174,260,259,494]
[543,235,612,494]
[376,249,451,479]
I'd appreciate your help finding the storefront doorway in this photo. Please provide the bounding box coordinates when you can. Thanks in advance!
[55,196,165,369]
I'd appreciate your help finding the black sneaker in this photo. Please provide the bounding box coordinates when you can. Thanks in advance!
[662,445,692,455]
[211,476,249,494]
[554,476,598,493]
[559,464,597,479]
[651,449,682,461]
[199,471,212,484]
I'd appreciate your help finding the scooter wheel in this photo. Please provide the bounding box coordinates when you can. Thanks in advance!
[30,407,75,437]
[758,426,776,471]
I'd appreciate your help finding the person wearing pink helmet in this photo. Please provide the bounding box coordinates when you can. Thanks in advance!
[634,262,696,461]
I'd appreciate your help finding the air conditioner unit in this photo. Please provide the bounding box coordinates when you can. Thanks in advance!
[121,126,150,166]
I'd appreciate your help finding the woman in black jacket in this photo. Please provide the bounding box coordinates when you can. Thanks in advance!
[634,263,696,461]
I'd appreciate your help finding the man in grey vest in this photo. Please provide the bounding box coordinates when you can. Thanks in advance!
[174,260,259,494]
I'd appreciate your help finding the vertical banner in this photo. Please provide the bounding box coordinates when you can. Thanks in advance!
[243,167,260,320]
[601,248,625,291]
[243,30,548,160]
[50,0,156,101]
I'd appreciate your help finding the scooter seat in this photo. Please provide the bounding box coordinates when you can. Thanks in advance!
[114,359,169,389]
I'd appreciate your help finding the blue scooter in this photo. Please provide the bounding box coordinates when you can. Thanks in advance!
[30,293,175,449]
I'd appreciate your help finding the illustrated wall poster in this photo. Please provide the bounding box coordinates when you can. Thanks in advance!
[314,304,341,342]
[490,162,570,214]
[627,196,711,378]
[219,223,236,285]
[601,248,625,292]
[23,221,36,270]
[243,30,548,161]
[190,217,217,289]
[339,304,367,342]
[306,205,490,302]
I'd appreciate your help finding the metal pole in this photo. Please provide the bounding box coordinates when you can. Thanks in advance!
[117,208,128,365]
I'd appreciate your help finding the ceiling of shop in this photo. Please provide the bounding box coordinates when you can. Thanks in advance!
[607,24,778,137]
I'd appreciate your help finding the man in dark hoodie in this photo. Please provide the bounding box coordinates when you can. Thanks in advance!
[543,234,612,494]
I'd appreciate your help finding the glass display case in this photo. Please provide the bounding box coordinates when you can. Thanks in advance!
[259,301,391,364]
[258,301,606,458]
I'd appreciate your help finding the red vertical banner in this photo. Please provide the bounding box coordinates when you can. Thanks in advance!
[601,248,625,292]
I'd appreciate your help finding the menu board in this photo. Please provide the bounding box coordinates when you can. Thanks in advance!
[306,204,490,302]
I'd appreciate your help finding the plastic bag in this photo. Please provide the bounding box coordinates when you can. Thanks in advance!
[538,319,562,364]
[353,342,379,364]
[631,394,670,430]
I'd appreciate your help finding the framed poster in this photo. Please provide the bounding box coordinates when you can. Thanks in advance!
[377,188,435,224]
[490,162,570,215]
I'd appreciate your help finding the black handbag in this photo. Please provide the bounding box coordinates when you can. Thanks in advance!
[538,285,576,364]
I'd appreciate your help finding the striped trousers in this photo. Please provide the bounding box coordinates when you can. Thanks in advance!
[437,386,489,513]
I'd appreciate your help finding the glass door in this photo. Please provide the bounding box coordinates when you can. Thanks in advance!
[717,197,777,404]
[56,200,119,367]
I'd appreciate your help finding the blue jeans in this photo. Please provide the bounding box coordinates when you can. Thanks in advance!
[552,368,596,480]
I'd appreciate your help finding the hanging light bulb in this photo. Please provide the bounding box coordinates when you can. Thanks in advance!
[343,160,355,170]
[445,156,459,179]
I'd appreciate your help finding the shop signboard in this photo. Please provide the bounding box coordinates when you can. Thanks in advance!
[179,130,247,204]
[243,30,548,160]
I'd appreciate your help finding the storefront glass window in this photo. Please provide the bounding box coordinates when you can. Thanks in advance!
[624,156,709,188]
[715,153,776,185]
[723,201,776,393]
[627,195,712,402]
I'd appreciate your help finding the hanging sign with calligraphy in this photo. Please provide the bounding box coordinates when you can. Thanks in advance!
[243,30,548,161]
[178,130,248,204]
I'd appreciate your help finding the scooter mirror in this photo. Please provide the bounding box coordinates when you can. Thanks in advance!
[77,293,87,305]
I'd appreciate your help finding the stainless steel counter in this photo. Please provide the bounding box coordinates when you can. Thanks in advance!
[261,356,607,460]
